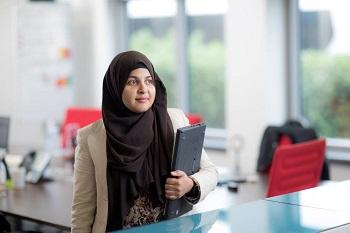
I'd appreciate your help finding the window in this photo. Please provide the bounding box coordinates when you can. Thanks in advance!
[299,0,350,139]
[187,0,226,128]
[127,0,177,106]
[126,0,226,129]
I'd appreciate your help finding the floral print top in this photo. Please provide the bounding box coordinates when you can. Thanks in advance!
[123,191,164,229]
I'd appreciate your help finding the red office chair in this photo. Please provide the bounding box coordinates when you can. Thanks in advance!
[186,113,203,125]
[61,109,201,148]
[61,107,102,149]
[266,138,326,197]
[263,135,293,175]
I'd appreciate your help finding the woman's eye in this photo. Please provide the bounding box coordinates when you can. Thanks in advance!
[127,79,137,85]
[145,79,154,85]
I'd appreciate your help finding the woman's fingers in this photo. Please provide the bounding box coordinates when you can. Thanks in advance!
[166,177,180,185]
[170,170,186,177]
[165,183,182,199]
[165,170,194,199]
[165,190,180,199]
[165,178,183,199]
[165,183,179,191]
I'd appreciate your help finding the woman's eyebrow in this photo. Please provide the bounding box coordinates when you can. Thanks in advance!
[128,75,152,79]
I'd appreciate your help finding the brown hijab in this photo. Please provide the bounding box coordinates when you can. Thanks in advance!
[102,51,174,231]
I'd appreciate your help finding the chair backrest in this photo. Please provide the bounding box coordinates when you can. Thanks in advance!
[257,125,318,173]
[61,107,102,148]
[63,107,102,128]
[0,117,10,151]
[266,139,326,197]
[185,113,203,125]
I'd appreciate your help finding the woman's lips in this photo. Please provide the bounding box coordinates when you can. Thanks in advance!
[135,97,149,103]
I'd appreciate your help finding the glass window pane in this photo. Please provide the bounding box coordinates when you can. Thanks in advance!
[127,0,177,107]
[187,0,227,128]
[299,0,350,138]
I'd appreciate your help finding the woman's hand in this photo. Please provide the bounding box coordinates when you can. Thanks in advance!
[165,170,194,200]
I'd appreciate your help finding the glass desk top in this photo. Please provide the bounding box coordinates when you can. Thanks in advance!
[115,199,350,233]
[267,180,350,213]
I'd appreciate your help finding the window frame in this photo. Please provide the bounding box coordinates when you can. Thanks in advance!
[290,0,350,160]
[121,0,227,150]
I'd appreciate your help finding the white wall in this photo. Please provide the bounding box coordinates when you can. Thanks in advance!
[0,0,25,150]
[225,0,288,173]
[0,1,16,117]
[71,0,126,107]
[0,0,124,152]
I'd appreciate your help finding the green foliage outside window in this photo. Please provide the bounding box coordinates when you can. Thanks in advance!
[130,29,225,128]
[129,29,177,107]
[188,31,225,128]
[302,50,350,138]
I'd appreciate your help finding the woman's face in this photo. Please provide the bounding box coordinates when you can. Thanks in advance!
[122,68,156,113]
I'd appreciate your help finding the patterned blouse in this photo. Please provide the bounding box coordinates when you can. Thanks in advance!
[122,179,200,229]
[123,191,164,229]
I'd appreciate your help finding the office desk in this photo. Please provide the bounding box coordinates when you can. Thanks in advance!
[195,175,268,212]
[0,181,72,230]
[4,174,341,232]
[117,200,350,233]
[0,175,266,231]
[115,180,350,233]
[267,180,350,213]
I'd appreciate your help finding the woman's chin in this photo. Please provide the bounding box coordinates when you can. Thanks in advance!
[130,104,152,113]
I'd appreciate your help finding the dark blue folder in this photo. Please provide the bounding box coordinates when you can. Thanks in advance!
[165,123,206,219]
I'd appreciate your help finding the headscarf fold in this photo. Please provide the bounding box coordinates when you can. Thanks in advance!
[102,51,174,231]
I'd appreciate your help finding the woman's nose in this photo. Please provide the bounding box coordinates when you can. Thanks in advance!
[138,83,146,93]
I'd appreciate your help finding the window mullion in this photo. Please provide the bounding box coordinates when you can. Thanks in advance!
[175,0,189,112]
[288,0,302,119]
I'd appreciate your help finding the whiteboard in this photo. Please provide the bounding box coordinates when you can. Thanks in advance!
[16,2,74,122]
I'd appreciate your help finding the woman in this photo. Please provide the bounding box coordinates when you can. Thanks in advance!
[71,51,218,232]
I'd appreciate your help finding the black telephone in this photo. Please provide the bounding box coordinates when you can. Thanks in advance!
[20,150,36,173]
[20,150,51,183]
[0,148,12,188]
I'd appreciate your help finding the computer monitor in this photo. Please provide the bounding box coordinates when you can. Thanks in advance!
[0,117,10,152]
